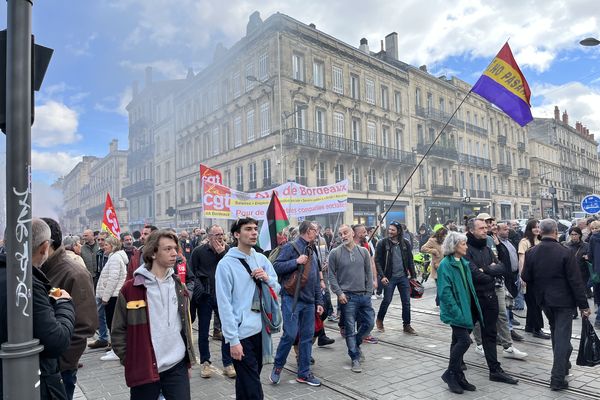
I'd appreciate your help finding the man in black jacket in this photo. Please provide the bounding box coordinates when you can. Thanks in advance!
[522,219,591,391]
[0,218,75,400]
[375,221,417,335]
[464,218,518,385]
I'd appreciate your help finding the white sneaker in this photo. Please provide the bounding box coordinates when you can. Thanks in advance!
[100,349,119,361]
[474,344,485,356]
[503,346,528,360]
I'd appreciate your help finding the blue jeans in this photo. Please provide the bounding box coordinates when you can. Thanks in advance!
[377,275,411,325]
[61,369,77,400]
[96,298,109,342]
[340,293,374,361]
[273,294,315,378]
[197,294,232,367]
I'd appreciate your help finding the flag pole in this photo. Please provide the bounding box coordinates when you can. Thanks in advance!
[369,89,474,244]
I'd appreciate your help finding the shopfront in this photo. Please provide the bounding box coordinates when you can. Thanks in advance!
[425,199,490,228]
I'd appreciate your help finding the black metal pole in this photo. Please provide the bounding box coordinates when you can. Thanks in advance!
[0,1,43,399]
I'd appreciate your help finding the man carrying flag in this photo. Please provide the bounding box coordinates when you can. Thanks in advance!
[471,42,533,127]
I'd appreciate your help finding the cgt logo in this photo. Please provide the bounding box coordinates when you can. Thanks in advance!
[204,193,231,210]
[105,208,120,235]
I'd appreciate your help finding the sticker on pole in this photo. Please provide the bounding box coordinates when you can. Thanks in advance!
[581,194,600,214]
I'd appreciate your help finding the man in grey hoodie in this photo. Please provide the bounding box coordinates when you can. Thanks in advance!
[111,230,196,400]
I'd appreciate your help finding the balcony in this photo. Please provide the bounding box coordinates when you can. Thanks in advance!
[85,203,105,218]
[517,141,526,152]
[497,135,507,146]
[415,106,463,129]
[317,179,328,187]
[572,183,593,194]
[458,153,492,169]
[582,167,590,175]
[295,176,307,186]
[431,184,455,196]
[497,163,512,175]
[517,168,530,178]
[464,122,488,136]
[477,190,491,199]
[262,178,273,188]
[248,181,257,190]
[368,183,378,191]
[127,143,155,167]
[416,142,458,161]
[122,179,154,198]
[284,128,416,166]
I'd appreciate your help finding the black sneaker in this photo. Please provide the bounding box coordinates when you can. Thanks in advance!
[550,380,568,391]
[532,330,551,340]
[490,370,519,384]
[511,330,524,342]
[441,370,464,394]
[457,372,476,391]
[317,336,335,347]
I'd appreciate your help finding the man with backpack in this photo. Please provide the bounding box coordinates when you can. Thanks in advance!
[270,220,324,387]
[216,217,280,400]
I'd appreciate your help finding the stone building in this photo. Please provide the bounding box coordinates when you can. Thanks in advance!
[58,156,98,234]
[528,107,600,218]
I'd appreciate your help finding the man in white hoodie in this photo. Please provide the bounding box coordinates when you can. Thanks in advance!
[216,217,279,400]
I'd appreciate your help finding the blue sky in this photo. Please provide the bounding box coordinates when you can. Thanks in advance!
[1,0,599,187]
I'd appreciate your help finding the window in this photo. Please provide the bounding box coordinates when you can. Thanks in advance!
[245,63,255,92]
[236,166,243,191]
[394,91,402,113]
[352,167,361,190]
[384,171,391,191]
[333,112,345,137]
[431,166,437,185]
[234,116,242,147]
[156,193,162,216]
[211,126,220,156]
[469,173,474,190]
[315,108,326,147]
[332,65,343,94]
[187,180,193,203]
[484,176,489,192]
[296,159,306,185]
[249,162,257,190]
[452,170,457,188]
[260,102,270,137]
[382,126,389,149]
[426,92,433,110]
[418,165,426,188]
[351,119,360,153]
[232,72,241,98]
[316,162,326,186]
[292,53,304,81]
[365,78,375,104]
[368,169,377,190]
[439,97,445,112]
[179,182,185,205]
[395,129,403,150]
[263,159,271,187]
[165,190,171,208]
[224,170,231,187]
[295,103,306,129]
[165,161,171,182]
[246,110,255,142]
[367,121,376,144]
[334,164,345,182]
[313,61,324,88]
[460,171,465,190]
[351,74,360,99]
[477,174,482,191]
[155,165,161,185]
[258,52,269,80]
[415,88,421,108]
[381,86,389,110]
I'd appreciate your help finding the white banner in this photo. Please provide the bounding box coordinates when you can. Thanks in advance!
[202,180,348,220]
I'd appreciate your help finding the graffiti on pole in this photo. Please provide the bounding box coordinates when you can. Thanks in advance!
[13,186,32,317]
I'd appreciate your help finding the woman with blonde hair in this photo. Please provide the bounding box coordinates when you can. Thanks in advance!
[96,234,128,361]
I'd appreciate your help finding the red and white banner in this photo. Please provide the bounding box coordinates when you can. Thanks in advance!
[101,193,121,238]
[202,180,348,220]
[200,163,222,185]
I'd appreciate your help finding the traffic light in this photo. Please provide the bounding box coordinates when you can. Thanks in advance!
[0,30,53,133]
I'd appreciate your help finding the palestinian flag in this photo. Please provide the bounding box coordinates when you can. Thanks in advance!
[258,191,289,251]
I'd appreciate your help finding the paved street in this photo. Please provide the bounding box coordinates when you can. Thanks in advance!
[75,281,600,399]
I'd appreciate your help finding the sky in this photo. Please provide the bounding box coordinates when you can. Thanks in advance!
[1,0,600,215]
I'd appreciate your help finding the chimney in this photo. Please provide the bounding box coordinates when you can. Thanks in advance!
[554,105,560,121]
[380,40,384,52]
[309,23,316,29]
[359,38,369,54]
[562,110,568,125]
[186,67,194,80]
[385,32,398,60]
[145,66,153,88]
[419,65,428,72]
[109,139,118,153]
[246,11,263,36]
[576,122,581,132]
[132,80,139,97]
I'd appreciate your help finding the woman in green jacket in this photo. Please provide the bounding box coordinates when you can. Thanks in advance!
[437,231,483,394]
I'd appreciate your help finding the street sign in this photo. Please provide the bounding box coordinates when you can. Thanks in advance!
[581,194,600,214]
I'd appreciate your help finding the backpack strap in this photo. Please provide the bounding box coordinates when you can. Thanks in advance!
[289,240,302,256]
[238,258,260,285]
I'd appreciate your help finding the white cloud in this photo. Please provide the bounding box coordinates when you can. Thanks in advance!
[531,81,600,134]
[32,150,83,177]
[107,0,599,74]
[119,59,188,80]
[32,101,82,147]
[94,86,132,117]
[65,33,98,56]
[32,180,64,220]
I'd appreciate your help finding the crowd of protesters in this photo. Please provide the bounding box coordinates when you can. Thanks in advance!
[2,211,599,399]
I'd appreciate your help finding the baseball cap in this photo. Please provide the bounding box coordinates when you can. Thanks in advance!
[476,213,495,221]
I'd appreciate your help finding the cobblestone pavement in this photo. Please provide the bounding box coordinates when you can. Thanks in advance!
[75,281,600,399]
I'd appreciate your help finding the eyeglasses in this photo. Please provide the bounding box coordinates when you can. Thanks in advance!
[210,233,224,237]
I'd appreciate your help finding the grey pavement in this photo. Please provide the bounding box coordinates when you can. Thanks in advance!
[74,281,600,399]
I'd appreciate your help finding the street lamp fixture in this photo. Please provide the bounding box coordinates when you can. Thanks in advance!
[580,37,600,46]
[246,75,274,90]
[282,103,308,119]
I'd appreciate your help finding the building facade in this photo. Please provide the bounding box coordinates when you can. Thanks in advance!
[58,156,97,234]
[528,107,599,218]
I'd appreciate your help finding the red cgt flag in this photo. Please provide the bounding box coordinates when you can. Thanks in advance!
[101,193,121,238]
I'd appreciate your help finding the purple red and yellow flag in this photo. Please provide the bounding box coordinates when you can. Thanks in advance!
[472,43,533,127]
